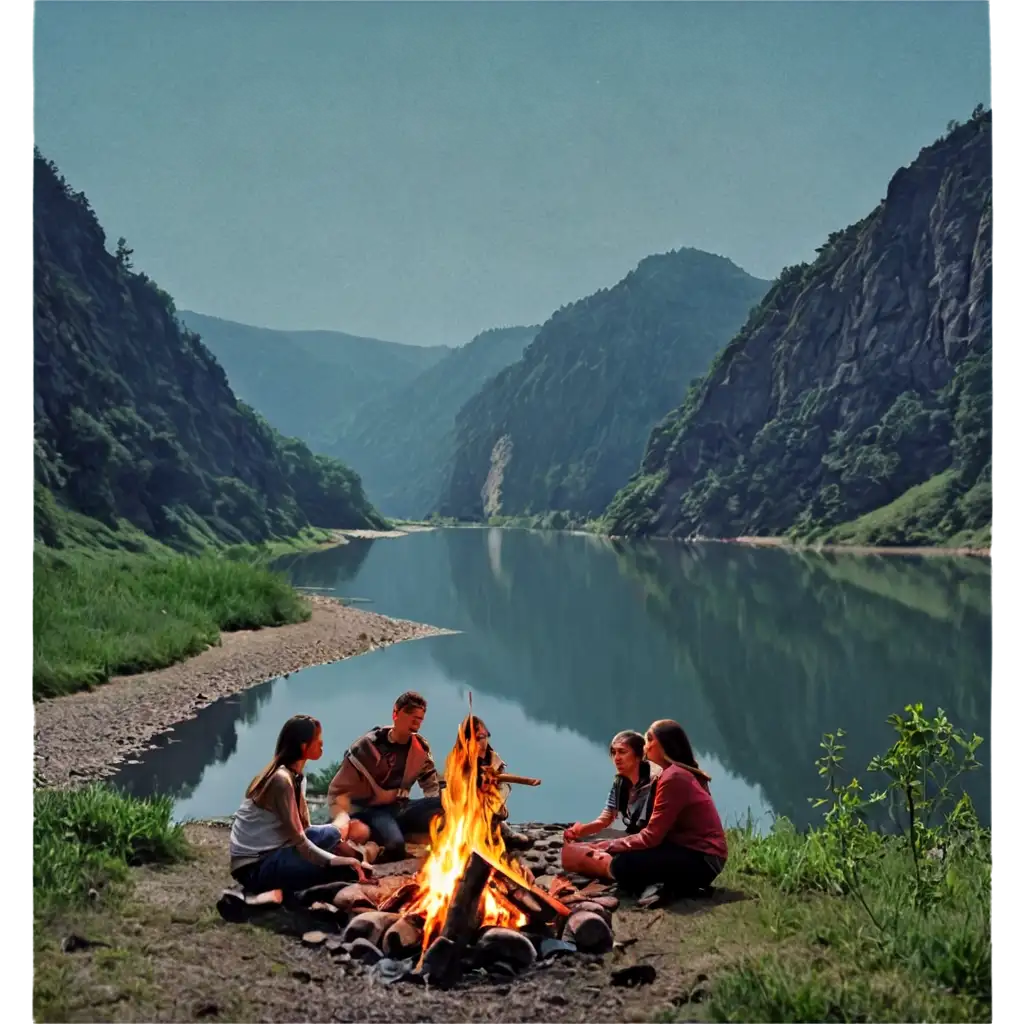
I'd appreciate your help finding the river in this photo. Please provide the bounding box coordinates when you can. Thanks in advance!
[111,528,991,830]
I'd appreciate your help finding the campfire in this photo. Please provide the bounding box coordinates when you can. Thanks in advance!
[218,700,619,989]
[405,708,534,952]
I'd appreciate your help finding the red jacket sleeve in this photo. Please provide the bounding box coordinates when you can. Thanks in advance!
[605,767,686,854]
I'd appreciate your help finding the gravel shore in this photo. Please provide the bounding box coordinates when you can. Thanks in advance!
[33,595,454,789]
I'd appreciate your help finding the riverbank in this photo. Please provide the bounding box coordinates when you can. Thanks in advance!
[34,595,455,789]
[33,815,990,1023]
[728,535,991,558]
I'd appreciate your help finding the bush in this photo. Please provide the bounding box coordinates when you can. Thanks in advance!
[34,785,189,912]
[33,549,310,698]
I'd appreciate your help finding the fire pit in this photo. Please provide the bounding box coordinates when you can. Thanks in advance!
[218,710,619,989]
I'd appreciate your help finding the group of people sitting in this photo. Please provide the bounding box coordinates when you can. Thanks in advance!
[228,690,728,903]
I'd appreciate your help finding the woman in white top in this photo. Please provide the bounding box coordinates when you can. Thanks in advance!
[229,715,373,893]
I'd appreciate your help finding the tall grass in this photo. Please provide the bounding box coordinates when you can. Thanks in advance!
[33,549,309,699]
[34,785,189,913]
[711,707,991,1021]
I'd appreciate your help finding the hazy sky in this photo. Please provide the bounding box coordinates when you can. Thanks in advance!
[34,1,990,346]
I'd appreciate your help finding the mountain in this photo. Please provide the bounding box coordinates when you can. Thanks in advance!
[330,326,538,518]
[33,152,385,550]
[178,311,451,453]
[438,249,770,521]
[606,110,992,547]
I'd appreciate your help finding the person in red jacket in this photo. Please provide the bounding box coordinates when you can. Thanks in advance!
[561,719,727,896]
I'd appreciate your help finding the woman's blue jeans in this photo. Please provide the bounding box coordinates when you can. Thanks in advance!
[235,825,358,893]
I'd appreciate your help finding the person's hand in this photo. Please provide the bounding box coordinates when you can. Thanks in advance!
[564,823,585,843]
[332,855,372,882]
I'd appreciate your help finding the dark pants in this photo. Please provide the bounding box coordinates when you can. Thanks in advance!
[610,844,724,895]
[352,797,443,858]
[232,825,360,893]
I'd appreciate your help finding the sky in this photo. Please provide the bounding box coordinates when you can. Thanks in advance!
[34,1,991,346]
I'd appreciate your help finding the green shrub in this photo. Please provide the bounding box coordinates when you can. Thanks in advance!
[34,785,189,912]
[33,549,309,698]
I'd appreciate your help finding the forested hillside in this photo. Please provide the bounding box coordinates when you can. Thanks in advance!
[606,110,992,548]
[179,310,450,453]
[332,326,537,518]
[34,152,385,551]
[439,249,769,520]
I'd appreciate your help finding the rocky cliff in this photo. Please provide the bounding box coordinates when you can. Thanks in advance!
[439,249,769,520]
[605,111,992,546]
[34,152,385,549]
[330,326,538,519]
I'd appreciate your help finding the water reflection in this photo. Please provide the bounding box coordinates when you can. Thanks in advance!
[110,529,990,830]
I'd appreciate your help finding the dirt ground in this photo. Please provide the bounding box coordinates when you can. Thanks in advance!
[34,823,756,1023]
[33,596,454,790]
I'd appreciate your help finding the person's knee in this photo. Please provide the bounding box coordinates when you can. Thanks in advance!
[348,819,372,844]
[561,843,587,872]
[306,824,341,851]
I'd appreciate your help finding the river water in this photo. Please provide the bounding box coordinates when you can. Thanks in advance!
[111,529,991,830]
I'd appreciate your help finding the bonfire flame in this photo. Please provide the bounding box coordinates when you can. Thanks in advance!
[406,704,530,953]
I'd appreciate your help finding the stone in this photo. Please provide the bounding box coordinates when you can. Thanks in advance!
[383,917,424,959]
[301,930,329,946]
[590,895,619,913]
[538,937,578,960]
[571,900,614,924]
[341,911,402,948]
[485,960,518,979]
[348,937,384,965]
[474,927,537,971]
[331,884,377,915]
[417,935,458,987]
[612,964,657,988]
[565,911,613,954]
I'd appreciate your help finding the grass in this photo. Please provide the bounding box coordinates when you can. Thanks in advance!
[34,785,189,914]
[655,704,993,1022]
[817,471,991,549]
[33,547,310,699]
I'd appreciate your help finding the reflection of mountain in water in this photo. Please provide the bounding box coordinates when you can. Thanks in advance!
[431,528,728,756]
[612,542,991,825]
[271,541,372,590]
[111,683,275,802]
[269,529,989,829]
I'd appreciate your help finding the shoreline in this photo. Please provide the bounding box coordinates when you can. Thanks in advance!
[33,595,455,789]
[726,535,991,559]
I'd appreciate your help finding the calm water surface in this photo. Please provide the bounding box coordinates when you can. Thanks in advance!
[112,529,991,829]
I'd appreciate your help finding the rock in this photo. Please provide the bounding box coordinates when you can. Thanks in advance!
[383,917,424,959]
[565,911,613,954]
[486,960,518,979]
[348,937,383,965]
[538,937,578,960]
[546,993,569,1005]
[571,900,614,924]
[611,964,657,987]
[342,911,401,947]
[301,931,328,946]
[417,935,458,987]
[474,927,537,970]
[291,969,313,983]
[330,884,376,914]
[590,895,619,912]
[61,933,110,954]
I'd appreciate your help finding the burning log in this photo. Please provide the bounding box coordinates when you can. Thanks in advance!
[378,879,419,913]
[418,850,492,988]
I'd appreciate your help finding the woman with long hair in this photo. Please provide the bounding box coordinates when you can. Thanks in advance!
[228,715,374,893]
[564,730,662,843]
[561,719,727,898]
